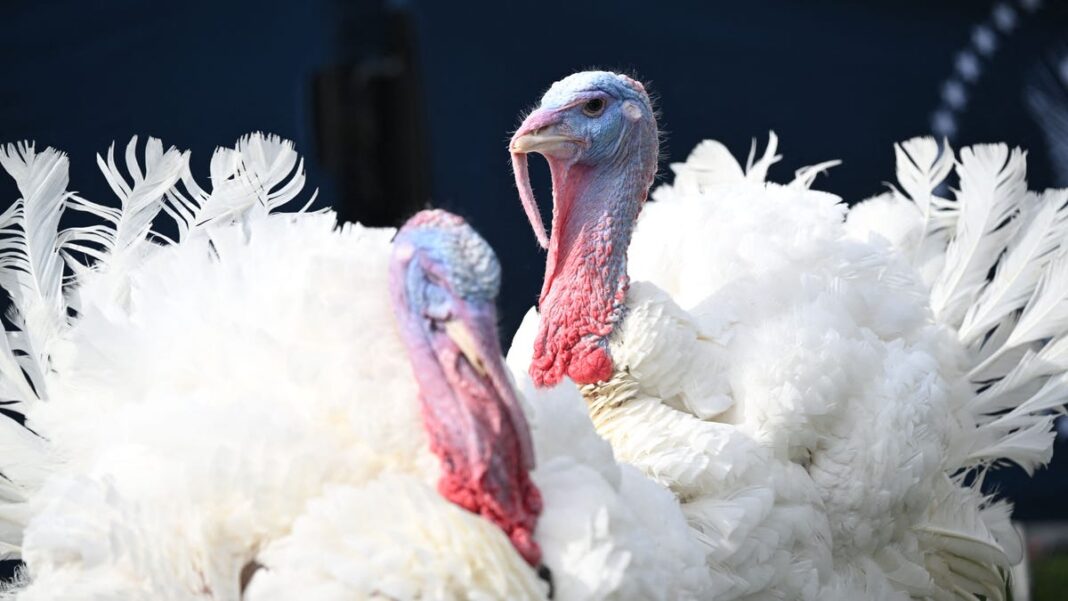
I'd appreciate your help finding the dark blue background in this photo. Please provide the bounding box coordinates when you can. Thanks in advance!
[1,1,1067,580]
[4,0,1065,339]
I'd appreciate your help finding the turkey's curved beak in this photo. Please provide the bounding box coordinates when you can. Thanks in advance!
[509,108,580,155]
[444,319,490,377]
[510,130,578,154]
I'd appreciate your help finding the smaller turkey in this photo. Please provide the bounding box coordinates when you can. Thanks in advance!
[0,135,708,600]
[509,70,1068,600]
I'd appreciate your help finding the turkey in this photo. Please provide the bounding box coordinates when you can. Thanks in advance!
[0,135,709,600]
[509,70,1068,600]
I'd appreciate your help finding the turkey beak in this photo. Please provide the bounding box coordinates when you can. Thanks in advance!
[444,319,489,377]
[509,127,577,154]
[510,108,579,155]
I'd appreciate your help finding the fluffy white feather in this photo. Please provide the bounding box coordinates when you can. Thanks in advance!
[931,145,1028,327]
[512,133,1068,600]
[893,137,957,235]
[62,137,186,315]
[0,143,71,398]
[0,134,708,600]
[959,190,1068,345]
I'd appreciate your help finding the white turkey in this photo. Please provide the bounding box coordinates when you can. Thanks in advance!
[508,70,1068,600]
[0,135,709,600]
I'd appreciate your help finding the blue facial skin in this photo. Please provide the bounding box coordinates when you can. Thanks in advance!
[393,223,501,329]
[389,214,514,403]
[536,71,655,167]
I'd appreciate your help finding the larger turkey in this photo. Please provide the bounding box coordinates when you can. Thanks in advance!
[508,70,1068,600]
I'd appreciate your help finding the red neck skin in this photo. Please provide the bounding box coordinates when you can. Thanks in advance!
[417,343,543,565]
[530,160,647,387]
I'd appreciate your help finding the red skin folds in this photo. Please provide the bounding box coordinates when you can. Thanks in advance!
[421,344,543,565]
[568,345,614,385]
[422,345,546,567]
[528,162,641,387]
[529,251,628,387]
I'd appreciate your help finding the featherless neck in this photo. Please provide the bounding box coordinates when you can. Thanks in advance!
[531,161,647,387]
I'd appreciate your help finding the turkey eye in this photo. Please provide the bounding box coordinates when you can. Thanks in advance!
[582,98,605,117]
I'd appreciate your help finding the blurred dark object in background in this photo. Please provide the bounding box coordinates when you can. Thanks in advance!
[4,0,1068,339]
[314,1,429,227]
[2,0,1068,588]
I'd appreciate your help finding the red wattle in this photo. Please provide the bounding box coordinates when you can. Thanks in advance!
[417,350,544,566]
[567,344,613,385]
[525,158,631,388]
[529,247,627,388]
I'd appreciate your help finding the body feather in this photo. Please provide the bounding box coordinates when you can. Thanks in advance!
[511,133,1068,600]
[0,134,707,600]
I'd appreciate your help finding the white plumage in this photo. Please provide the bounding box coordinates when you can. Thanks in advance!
[0,135,707,600]
[0,123,1063,600]
[511,132,1067,600]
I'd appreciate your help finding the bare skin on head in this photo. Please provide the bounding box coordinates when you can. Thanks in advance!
[388,209,542,565]
[509,72,659,387]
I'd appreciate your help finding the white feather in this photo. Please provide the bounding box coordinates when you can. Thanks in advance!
[0,133,711,600]
[246,477,548,601]
[893,137,956,229]
[960,190,1068,345]
[517,133,1067,600]
[62,137,186,313]
[163,133,316,242]
[931,145,1027,327]
[0,143,71,393]
[1008,249,1068,348]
